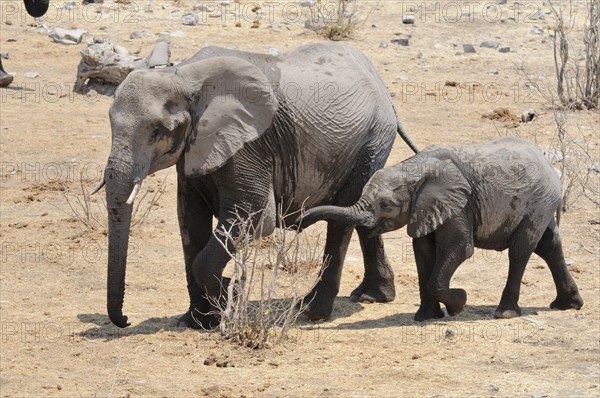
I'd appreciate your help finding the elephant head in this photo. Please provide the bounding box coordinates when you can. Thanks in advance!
[101,57,277,327]
[297,156,472,238]
[24,0,50,17]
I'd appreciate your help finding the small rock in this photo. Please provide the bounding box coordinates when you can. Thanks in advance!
[588,163,600,173]
[181,12,199,26]
[530,11,545,20]
[48,28,87,45]
[168,31,186,38]
[565,258,574,266]
[489,384,500,393]
[379,40,388,48]
[496,0,507,4]
[391,38,409,46]
[487,70,499,75]
[35,24,49,34]
[24,71,39,79]
[463,44,477,53]
[433,43,444,49]
[304,19,324,29]
[268,48,280,56]
[171,9,180,15]
[193,4,208,11]
[130,30,148,39]
[204,355,217,366]
[0,52,8,60]
[520,109,538,123]
[531,393,548,398]
[544,149,563,162]
[402,15,416,24]
[444,329,456,339]
[299,0,316,6]
[498,46,512,53]
[530,25,544,35]
[480,40,499,49]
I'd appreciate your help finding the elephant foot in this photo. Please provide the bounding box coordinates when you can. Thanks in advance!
[441,288,467,317]
[300,285,336,321]
[177,308,220,330]
[550,292,583,311]
[414,303,445,322]
[0,70,13,88]
[494,302,522,319]
[350,278,395,304]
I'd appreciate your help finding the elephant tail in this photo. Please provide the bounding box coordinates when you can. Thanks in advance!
[556,203,562,227]
[397,121,419,154]
[295,204,375,231]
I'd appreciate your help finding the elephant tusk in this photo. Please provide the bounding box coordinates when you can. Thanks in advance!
[126,182,142,205]
[89,179,105,195]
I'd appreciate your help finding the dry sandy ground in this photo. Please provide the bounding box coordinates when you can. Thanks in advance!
[1,0,599,397]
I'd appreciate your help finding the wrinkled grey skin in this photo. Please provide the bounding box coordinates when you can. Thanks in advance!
[102,43,419,328]
[298,137,583,320]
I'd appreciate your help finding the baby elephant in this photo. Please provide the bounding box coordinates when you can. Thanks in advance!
[297,137,583,321]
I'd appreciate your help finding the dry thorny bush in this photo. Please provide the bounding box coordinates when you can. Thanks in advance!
[59,170,169,231]
[309,0,377,41]
[511,0,599,211]
[210,208,327,349]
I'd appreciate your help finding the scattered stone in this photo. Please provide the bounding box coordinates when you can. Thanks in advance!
[589,163,600,173]
[171,9,180,15]
[530,11,545,20]
[130,30,148,39]
[463,44,476,53]
[146,41,170,68]
[235,21,242,27]
[49,28,87,45]
[251,19,260,28]
[35,24,49,34]
[82,0,103,4]
[204,355,218,366]
[445,81,459,87]
[498,46,512,53]
[304,18,324,29]
[480,40,499,49]
[300,0,316,6]
[531,393,548,398]
[530,25,544,35]
[181,12,199,26]
[24,71,39,79]
[487,70,499,75]
[496,0,507,4]
[544,149,563,162]
[402,15,416,24]
[268,48,280,56]
[0,52,8,59]
[444,329,456,339]
[565,258,574,266]
[520,109,538,123]
[433,43,444,49]
[74,39,170,94]
[391,38,409,46]
[6,39,17,42]
[489,384,500,393]
[193,3,208,11]
[379,40,388,48]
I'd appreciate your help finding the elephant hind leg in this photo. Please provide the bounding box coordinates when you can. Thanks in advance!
[534,220,583,311]
[350,227,395,304]
[495,219,543,319]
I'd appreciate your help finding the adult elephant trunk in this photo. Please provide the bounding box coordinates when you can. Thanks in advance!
[104,158,136,328]
[23,0,50,17]
[298,201,375,230]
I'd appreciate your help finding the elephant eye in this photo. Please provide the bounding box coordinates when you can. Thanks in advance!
[149,124,170,144]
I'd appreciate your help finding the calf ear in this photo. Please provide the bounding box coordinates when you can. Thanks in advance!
[407,159,471,238]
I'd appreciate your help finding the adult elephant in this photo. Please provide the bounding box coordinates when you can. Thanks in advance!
[99,43,419,329]
[24,0,50,17]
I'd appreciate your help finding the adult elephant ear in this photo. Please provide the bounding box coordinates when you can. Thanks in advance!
[407,159,471,238]
[24,0,50,17]
[178,56,278,176]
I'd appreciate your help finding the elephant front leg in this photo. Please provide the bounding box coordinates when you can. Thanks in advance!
[413,235,444,321]
[350,227,395,303]
[176,178,215,329]
[302,221,354,320]
[427,220,474,317]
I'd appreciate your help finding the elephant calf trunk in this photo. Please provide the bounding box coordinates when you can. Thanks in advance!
[296,204,374,230]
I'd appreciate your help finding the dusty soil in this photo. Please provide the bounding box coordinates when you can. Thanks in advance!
[1,1,599,397]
